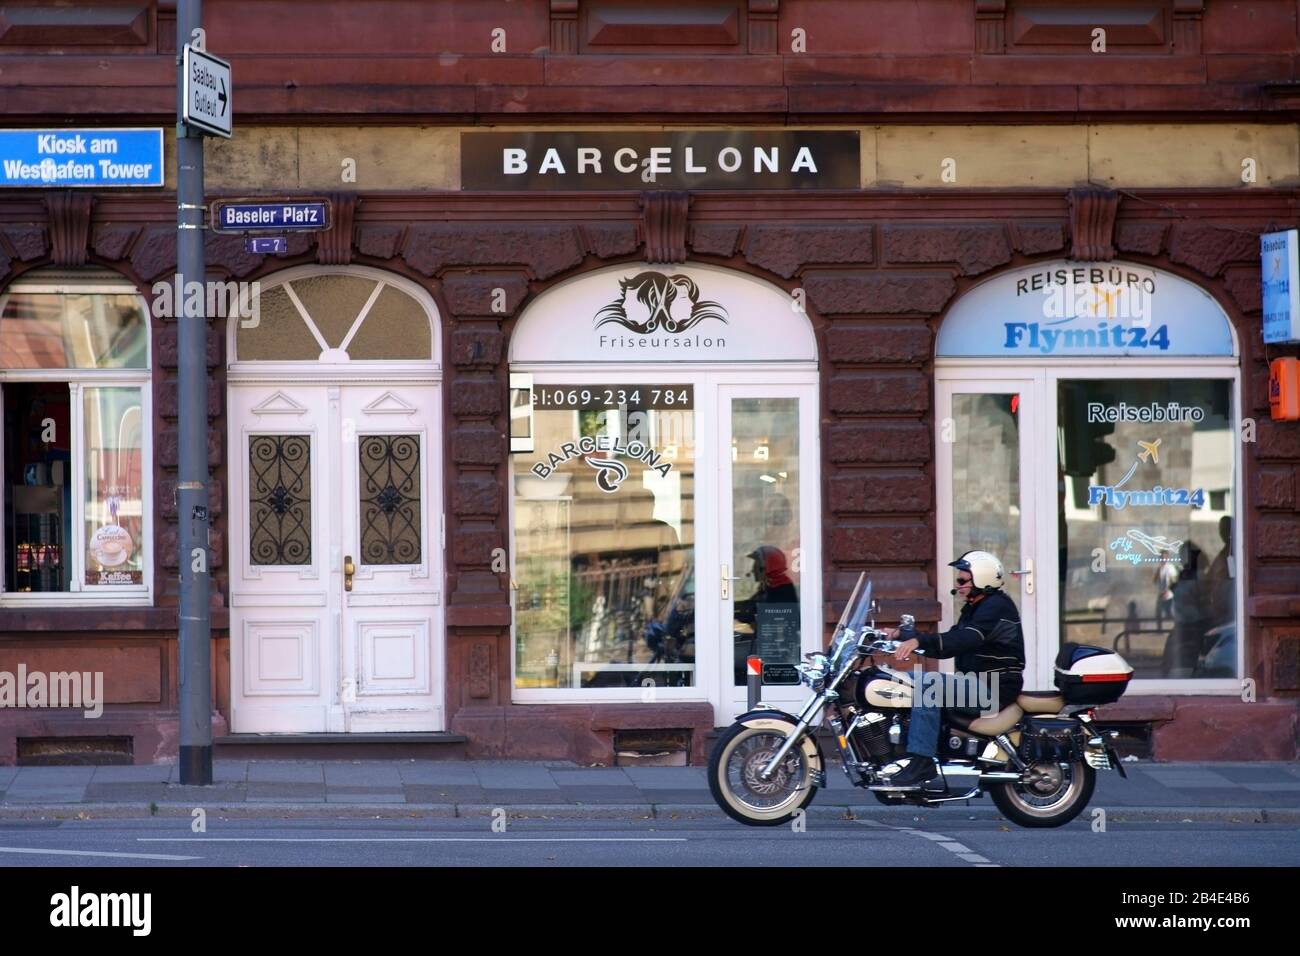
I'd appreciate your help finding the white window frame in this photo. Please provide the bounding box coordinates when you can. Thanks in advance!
[508,362,821,710]
[937,357,1244,696]
[0,273,153,607]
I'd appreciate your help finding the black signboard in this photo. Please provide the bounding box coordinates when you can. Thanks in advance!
[532,384,693,410]
[762,663,801,686]
[461,131,860,191]
[756,604,800,684]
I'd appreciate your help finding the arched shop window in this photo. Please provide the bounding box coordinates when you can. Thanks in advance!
[0,269,152,604]
[509,264,820,714]
[935,261,1241,692]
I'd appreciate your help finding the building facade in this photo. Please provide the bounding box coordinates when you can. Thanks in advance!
[1,0,1298,764]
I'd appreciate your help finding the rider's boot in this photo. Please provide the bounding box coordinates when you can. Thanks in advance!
[881,754,944,790]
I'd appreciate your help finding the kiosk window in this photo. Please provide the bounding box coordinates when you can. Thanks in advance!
[0,279,151,600]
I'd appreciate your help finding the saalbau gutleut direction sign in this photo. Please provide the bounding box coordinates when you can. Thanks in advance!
[0,129,164,187]
[182,45,232,138]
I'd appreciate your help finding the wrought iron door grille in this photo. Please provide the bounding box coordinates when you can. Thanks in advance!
[249,434,312,565]
[359,434,421,565]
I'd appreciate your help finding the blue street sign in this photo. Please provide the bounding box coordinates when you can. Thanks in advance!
[246,237,288,255]
[0,129,164,188]
[213,200,331,233]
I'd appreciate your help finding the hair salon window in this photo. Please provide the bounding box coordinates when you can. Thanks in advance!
[513,385,696,692]
[0,271,152,605]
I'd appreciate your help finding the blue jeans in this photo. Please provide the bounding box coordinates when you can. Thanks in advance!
[905,672,992,757]
[906,698,942,757]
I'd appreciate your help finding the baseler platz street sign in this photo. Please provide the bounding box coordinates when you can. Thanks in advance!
[182,45,232,138]
[211,198,333,233]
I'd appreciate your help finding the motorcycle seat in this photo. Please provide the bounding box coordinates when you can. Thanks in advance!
[1017,691,1065,714]
[948,703,1023,736]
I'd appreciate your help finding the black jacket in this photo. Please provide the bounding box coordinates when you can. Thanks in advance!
[914,590,1025,707]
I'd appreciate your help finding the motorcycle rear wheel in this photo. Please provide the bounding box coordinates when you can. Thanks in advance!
[708,723,818,827]
[989,758,1096,828]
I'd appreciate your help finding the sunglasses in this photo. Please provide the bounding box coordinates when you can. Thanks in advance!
[955,577,973,586]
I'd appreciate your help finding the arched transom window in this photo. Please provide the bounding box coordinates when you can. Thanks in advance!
[235,269,435,363]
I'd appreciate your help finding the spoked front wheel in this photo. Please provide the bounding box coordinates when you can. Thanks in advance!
[708,722,818,827]
[989,758,1096,828]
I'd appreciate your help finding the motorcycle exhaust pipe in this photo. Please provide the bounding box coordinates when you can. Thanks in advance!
[978,772,1023,782]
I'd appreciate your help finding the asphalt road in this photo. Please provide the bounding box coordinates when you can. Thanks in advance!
[0,815,1296,868]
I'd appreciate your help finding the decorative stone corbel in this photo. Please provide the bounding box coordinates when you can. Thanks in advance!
[1068,187,1119,262]
[1173,0,1206,54]
[640,191,691,264]
[975,1,1007,54]
[316,193,357,266]
[749,0,780,54]
[550,1,579,54]
[45,190,94,266]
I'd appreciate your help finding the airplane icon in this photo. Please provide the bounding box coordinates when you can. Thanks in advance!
[1138,438,1161,464]
[1127,530,1183,557]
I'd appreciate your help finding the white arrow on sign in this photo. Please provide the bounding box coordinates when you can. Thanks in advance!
[182,45,232,139]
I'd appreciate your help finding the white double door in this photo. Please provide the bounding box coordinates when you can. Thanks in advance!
[229,382,443,733]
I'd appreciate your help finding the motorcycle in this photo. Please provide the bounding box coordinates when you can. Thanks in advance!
[708,572,1133,829]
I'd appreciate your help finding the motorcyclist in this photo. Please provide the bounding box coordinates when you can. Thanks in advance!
[879,550,1026,790]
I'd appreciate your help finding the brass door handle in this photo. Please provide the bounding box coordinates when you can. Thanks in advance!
[344,555,355,592]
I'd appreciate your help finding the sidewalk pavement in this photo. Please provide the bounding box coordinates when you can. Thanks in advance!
[1,760,1298,821]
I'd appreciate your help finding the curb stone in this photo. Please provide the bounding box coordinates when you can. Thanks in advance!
[0,802,1295,823]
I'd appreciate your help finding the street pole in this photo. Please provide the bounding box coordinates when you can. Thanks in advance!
[176,0,213,785]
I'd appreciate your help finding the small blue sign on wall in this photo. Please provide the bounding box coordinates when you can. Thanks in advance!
[0,129,164,188]
[1262,229,1300,344]
[246,237,288,255]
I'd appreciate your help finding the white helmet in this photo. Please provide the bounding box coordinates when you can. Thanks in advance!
[949,550,1005,592]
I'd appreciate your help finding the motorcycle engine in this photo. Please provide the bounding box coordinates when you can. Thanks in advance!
[850,711,897,760]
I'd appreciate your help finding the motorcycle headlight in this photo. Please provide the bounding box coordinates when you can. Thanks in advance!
[797,654,829,688]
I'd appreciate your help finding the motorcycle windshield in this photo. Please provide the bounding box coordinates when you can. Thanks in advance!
[832,572,866,637]
[844,575,874,634]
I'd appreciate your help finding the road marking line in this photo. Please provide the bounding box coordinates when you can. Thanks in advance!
[137,837,686,844]
[0,846,199,861]
[855,821,1000,868]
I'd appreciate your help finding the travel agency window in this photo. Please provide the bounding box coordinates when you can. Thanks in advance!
[0,269,152,605]
[508,264,820,718]
[935,261,1241,694]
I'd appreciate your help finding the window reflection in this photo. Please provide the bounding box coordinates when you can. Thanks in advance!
[951,393,1023,612]
[1057,379,1236,679]
[731,398,801,686]
[0,292,147,369]
[514,394,694,690]
[83,388,145,586]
